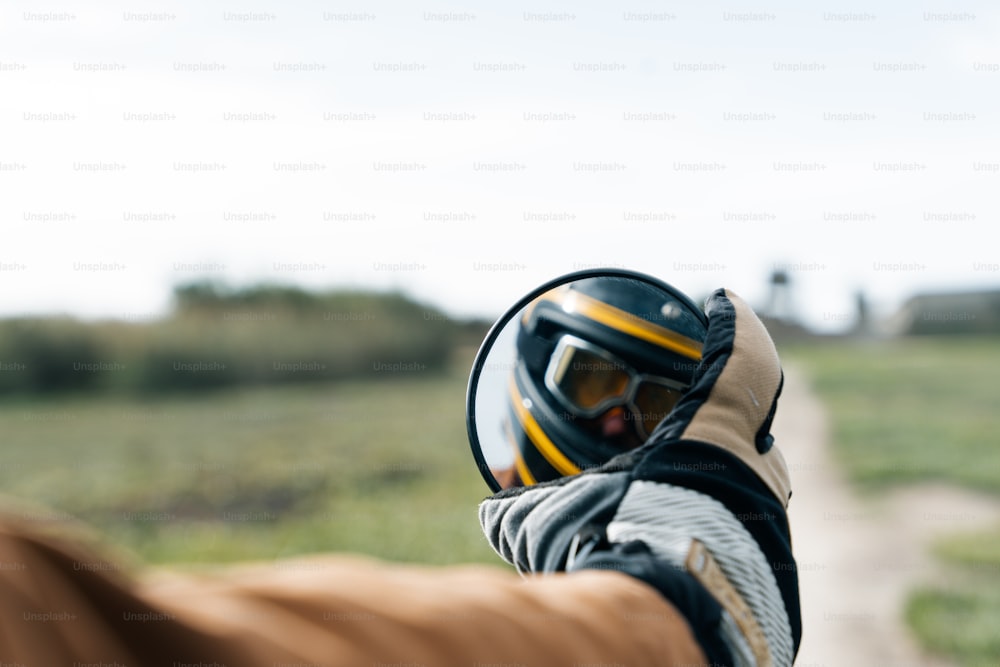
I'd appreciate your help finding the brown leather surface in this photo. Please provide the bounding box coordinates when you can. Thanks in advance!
[686,539,772,666]
[0,513,710,666]
[679,289,792,505]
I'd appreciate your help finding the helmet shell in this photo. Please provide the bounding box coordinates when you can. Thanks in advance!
[507,274,707,484]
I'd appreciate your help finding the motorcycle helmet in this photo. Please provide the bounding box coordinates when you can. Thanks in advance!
[505,274,707,486]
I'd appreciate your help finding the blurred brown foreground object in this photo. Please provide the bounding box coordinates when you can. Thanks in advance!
[0,511,708,667]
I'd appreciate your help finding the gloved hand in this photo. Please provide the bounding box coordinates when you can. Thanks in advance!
[480,289,800,667]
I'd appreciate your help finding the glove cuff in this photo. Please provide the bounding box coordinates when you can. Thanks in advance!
[626,439,801,656]
[607,479,794,666]
[568,537,736,667]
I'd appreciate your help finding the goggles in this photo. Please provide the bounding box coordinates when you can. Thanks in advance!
[543,334,687,441]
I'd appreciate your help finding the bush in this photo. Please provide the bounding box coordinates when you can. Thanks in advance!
[0,282,484,395]
[0,318,112,393]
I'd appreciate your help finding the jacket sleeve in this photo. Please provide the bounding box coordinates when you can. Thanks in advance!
[0,511,709,667]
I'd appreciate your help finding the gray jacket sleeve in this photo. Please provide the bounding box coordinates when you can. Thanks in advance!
[479,471,631,573]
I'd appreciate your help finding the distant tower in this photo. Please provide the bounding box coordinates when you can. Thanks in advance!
[853,290,870,336]
[766,269,794,322]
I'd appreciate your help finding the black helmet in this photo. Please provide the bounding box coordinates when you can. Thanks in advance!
[505,274,707,486]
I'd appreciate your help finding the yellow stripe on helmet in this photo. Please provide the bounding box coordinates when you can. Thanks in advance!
[519,286,560,327]
[546,288,704,360]
[503,414,537,486]
[508,374,582,478]
[513,449,537,486]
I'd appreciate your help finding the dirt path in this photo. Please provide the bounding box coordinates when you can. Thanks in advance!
[777,365,1000,666]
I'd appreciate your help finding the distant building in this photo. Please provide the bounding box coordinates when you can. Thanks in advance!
[889,289,1000,335]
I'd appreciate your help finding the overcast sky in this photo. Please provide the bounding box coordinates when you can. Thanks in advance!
[2,1,998,332]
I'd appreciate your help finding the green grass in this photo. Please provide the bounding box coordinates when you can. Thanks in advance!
[0,355,502,570]
[904,528,1000,665]
[6,331,998,662]
[783,337,1000,494]
[932,529,1000,569]
[785,336,1000,666]
[906,586,1000,665]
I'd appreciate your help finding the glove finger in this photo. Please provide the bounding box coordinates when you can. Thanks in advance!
[648,288,790,505]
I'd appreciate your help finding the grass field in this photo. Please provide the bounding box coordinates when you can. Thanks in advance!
[0,350,503,570]
[5,331,999,663]
[785,336,1000,666]
[784,337,1000,494]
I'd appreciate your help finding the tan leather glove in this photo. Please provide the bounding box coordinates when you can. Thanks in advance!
[481,289,800,667]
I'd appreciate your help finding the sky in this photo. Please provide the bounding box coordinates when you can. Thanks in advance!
[2,1,999,332]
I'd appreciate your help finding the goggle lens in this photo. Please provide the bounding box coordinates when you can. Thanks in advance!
[552,346,631,411]
[633,381,683,438]
[546,335,687,443]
